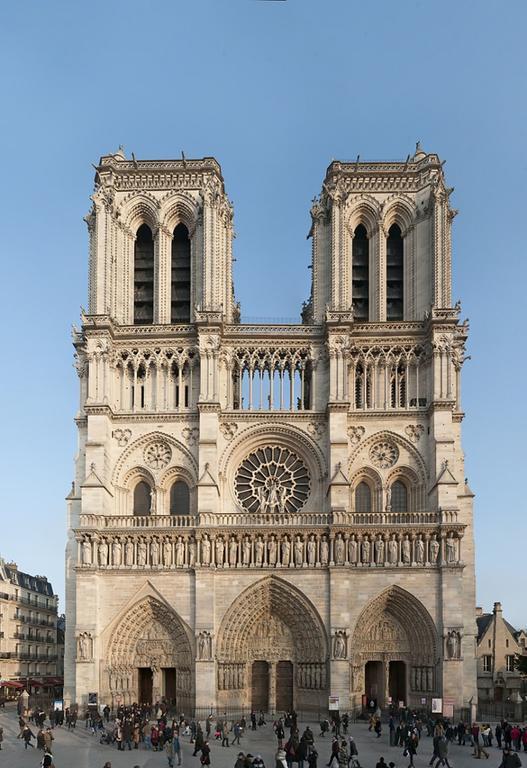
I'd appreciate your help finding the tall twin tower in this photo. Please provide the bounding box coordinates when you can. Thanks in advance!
[65,146,476,714]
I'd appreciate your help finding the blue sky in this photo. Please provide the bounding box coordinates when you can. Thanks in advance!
[0,0,525,625]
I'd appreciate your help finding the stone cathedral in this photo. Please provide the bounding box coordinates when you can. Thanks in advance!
[64,145,477,715]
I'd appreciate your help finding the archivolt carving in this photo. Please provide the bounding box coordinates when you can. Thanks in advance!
[107,595,193,669]
[159,190,201,235]
[119,193,160,232]
[352,585,438,666]
[217,576,327,664]
[381,193,417,236]
[112,431,198,486]
[345,194,382,237]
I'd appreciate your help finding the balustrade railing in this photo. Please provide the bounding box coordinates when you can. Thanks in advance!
[78,508,458,529]
[80,514,198,529]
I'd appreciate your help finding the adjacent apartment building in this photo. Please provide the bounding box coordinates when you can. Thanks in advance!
[0,559,63,690]
[476,602,527,705]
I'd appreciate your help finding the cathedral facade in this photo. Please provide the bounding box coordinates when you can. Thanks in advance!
[64,146,477,714]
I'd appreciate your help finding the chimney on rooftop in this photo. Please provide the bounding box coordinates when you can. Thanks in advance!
[493,602,503,616]
[476,607,483,617]
[6,562,17,570]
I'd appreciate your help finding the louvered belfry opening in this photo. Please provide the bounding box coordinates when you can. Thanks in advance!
[386,223,403,320]
[133,224,154,324]
[352,224,369,320]
[171,223,191,323]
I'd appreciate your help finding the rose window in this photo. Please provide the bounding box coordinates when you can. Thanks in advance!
[235,445,310,514]
[369,441,399,469]
[144,441,172,470]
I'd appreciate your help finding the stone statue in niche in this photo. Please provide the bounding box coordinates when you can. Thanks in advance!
[388,534,398,564]
[294,536,303,565]
[77,631,93,661]
[307,535,316,566]
[163,537,172,566]
[175,536,185,567]
[320,536,329,566]
[98,539,109,567]
[374,535,384,565]
[137,539,147,566]
[335,533,345,565]
[429,535,439,563]
[361,536,370,564]
[255,536,264,566]
[281,536,291,566]
[149,487,156,515]
[333,631,347,659]
[215,537,224,567]
[188,537,196,567]
[229,537,238,567]
[202,536,211,565]
[402,534,411,564]
[446,535,457,563]
[151,538,160,566]
[242,536,251,566]
[198,631,213,660]
[112,538,122,567]
[81,539,92,565]
[268,536,277,566]
[446,629,461,659]
[125,538,134,566]
[349,534,357,564]
[415,535,425,564]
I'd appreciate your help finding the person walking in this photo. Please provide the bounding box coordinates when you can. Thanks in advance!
[233,722,243,746]
[165,735,181,768]
[327,737,340,768]
[433,736,453,768]
[499,747,522,768]
[222,719,231,748]
[41,751,55,767]
[201,740,211,767]
[21,724,36,749]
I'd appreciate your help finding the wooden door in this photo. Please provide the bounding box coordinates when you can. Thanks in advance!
[138,667,153,704]
[251,660,269,711]
[276,660,293,711]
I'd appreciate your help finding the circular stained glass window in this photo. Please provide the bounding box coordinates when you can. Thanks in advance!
[234,445,311,514]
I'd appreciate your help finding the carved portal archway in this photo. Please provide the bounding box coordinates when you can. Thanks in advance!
[105,596,194,711]
[350,586,438,709]
[217,576,328,712]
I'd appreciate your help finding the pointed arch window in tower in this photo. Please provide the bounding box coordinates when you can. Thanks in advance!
[133,224,154,324]
[390,480,408,513]
[355,481,372,513]
[171,224,191,323]
[170,480,190,516]
[386,224,404,320]
[352,224,369,320]
[133,481,152,515]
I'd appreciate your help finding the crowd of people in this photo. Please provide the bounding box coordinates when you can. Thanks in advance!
[2,698,527,768]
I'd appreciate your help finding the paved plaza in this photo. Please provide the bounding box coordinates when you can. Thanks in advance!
[0,708,514,768]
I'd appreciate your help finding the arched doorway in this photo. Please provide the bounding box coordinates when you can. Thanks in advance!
[104,596,194,712]
[217,576,328,713]
[350,586,438,710]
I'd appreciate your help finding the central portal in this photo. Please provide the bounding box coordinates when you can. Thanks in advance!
[389,660,406,704]
[251,660,269,711]
[163,668,177,704]
[138,667,153,704]
[276,660,293,711]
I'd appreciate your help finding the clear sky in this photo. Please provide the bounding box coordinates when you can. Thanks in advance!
[0,0,525,626]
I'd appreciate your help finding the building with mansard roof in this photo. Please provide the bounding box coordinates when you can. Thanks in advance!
[64,145,476,714]
[476,602,527,709]
[0,559,62,694]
